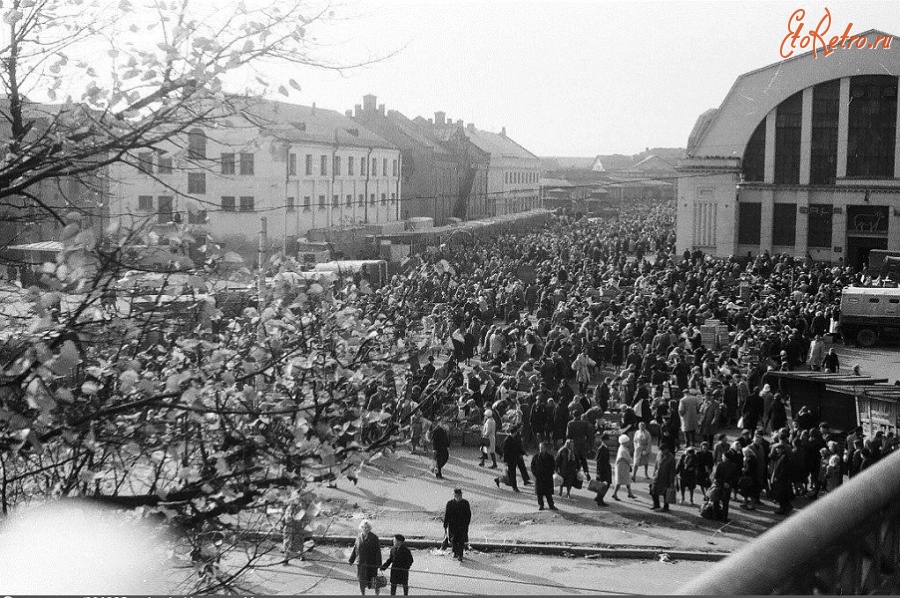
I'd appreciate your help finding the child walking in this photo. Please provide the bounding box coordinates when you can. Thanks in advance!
[381,534,414,596]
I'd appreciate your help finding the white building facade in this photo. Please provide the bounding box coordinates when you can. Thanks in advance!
[677,30,900,270]
[108,99,401,253]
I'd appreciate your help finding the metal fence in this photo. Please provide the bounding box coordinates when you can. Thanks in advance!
[678,449,900,594]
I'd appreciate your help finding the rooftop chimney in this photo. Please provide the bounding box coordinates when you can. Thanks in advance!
[363,94,377,111]
[345,110,353,117]
[355,104,362,117]
[434,111,446,125]
[466,123,474,131]
[501,127,506,137]
[456,119,463,127]
[377,103,385,116]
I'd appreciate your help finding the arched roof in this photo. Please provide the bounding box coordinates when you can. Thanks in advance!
[689,30,899,159]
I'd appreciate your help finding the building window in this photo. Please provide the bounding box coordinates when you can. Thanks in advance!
[157,154,173,175]
[381,193,387,204]
[390,193,396,202]
[847,75,898,178]
[361,157,367,176]
[239,153,254,175]
[742,119,766,183]
[320,155,328,176]
[333,156,341,176]
[239,196,255,212]
[188,172,206,194]
[369,193,375,204]
[772,203,797,246]
[371,158,377,175]
[157,196,173,223]
[138,195,153,211]
[318,194,326,209]
[348,157,355,176]
[221,153,235,175]
[392,159,398,176]
[137,152,153,174]
[382,158,388,177]
[303,196,311,211]
[346,194,352,206]
[286,197,295,212]
[332,194,339,207]
[188,128,206,160]
[358,193,364,206]
[222,196,235,212]
[289,153,297,176]
[737,202,762,245]
[774,90,802,184]
[810,79,839,185]
[305,154,313,175]
[807,204,833,248]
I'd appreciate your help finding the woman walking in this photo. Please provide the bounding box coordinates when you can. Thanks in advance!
[611,434,636,501]
[349,520,383,595]
[632,422,653,481]
[479,409,498,468]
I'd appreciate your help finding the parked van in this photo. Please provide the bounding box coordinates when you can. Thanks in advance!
[839,286,900,347]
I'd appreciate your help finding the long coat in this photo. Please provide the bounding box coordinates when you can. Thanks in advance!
[382,544,414,586]
[481,417,497,454]
[530,451,556,494]
[679,395,701,432]
[349,532,382,585]
[698,400,720,437]
[614,444,633,486]
[443,498,472,544]
[651,450,677,495]
[555,446,580,487]
[633,428,653,467]
[770,452,794,504]
[595,444,613,483]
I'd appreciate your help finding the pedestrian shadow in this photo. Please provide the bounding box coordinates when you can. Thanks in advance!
[461,556,585,595]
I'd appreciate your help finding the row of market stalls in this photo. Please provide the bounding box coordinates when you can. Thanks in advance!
[767,371,900,437]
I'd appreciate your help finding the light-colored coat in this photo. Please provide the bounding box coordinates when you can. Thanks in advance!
[614,444,634,486]
[633,429,653,467]
[572,353,596,384]
[679,395,701,432]
[482,417,497,454]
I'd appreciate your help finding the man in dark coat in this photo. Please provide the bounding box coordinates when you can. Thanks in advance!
[443,488,472,562]
[651,443,677,511]
[496,427,530,491]
[565,413,593,480]
[530,441,558,510]
[594,433,613,506]
[431,420,450,479]
[529,397,551,445]
[349,520,382,595]
[381,534,414,596]
[712,450,740,522]
[770,443,794,515]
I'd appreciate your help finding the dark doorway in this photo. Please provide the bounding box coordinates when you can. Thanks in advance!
[846,236,887,271]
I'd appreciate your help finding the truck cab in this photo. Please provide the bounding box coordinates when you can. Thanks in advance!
[839,286,900,347]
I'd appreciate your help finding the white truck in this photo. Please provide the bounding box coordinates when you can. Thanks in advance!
[839,286,900,347]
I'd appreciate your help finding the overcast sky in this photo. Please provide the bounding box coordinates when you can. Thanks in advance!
[275,0,900,157]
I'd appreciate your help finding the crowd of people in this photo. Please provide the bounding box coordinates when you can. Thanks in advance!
[346,199,897,541]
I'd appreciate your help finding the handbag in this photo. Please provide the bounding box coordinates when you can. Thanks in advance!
[553,473,564,486]
[480,436,491,448]
[665,486,677,504]
[375,574,388,590]
[737,416,745,430]
[588,479,607,493]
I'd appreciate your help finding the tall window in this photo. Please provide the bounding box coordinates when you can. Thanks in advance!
[847,75,898,178]
[222,196,236,212]
[239,196,255,212]
[348,157,355,175]
[289,153,297,176]
[810,79,840,185]
[221,153,235,175]
[807,204,833,248]
[381,193,387,204]
[157,154,173,175]
[138,195,153,211]
[742,120,766,182]
[383,158,388,176]
[358,193,364,206]
[188,172,206,194]
[772,203,796,246]
[157,196,173,223]
[318,194,326,209]
[369,193,375,204]
[305,154,312,175]
[188,129,206,160]
[371,158,377,175]
[239,153,254,175]
[137,152,153,174]
[303,196,311,211]
[392,159,398,176]
[332,194,339,207]
[737,202,762,245]
[320,155,328,176]
[774,91,802,184]
[346,194,352,207]
[286,197,295,212]
[361,157,367,176]
[333,156,341,176]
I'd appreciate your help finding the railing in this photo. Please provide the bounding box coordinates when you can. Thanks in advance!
[678,449,900,595]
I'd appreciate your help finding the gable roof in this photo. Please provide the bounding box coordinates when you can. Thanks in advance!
[463,127,539,160]
[540,156,597,170]
[227,97,397,149]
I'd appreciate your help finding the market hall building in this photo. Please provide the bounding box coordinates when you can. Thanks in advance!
[676,30,900,270]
